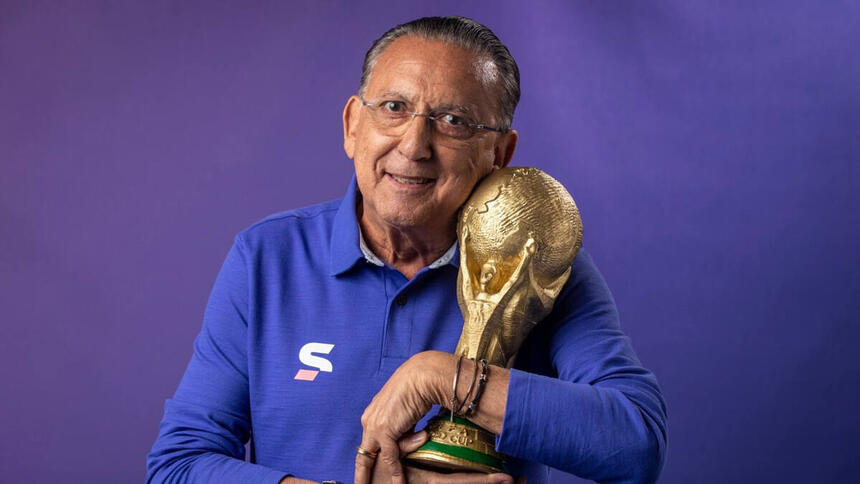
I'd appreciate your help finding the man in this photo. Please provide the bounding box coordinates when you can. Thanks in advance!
[147,16,666,484]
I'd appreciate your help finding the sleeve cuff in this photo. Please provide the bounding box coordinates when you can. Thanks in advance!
[495,367,531,454]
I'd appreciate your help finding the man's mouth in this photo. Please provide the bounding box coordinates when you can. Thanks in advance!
[387,173,434,185]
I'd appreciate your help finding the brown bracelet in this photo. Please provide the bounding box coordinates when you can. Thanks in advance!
[463,359,488,417]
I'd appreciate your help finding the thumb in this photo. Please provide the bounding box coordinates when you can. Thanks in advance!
[396,430,429,454]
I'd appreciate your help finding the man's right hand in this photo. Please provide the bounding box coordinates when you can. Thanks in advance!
[369,431,522,484]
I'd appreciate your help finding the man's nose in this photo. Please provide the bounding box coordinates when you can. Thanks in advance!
[396,113,433,161]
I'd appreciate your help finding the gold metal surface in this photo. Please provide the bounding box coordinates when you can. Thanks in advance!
[405,448,501,474]
[405,448,502,474]
[455,167,582,368]
[406,167,583,473]
[424,417,499,454]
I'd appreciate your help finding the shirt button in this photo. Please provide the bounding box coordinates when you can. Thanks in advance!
[395,295,407,306]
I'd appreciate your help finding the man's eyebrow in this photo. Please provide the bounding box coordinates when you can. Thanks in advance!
[377,90,412,101]
[374,91,473,114]
[434,103,472,115]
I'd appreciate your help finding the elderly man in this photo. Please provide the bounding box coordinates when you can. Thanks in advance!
[147,16,666,484]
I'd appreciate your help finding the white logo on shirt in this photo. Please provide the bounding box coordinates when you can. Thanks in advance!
[294,342,334,381]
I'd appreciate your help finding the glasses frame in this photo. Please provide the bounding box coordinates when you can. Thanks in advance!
[358,96,508,140]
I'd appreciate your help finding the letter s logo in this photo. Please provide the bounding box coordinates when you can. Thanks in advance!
[294,342,334,381]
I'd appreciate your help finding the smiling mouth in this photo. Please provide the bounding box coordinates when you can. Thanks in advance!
[387,173,434,185]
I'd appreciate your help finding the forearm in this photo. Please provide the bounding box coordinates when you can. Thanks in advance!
[148,451,288,484]
[147,400,289,484]
[417,351,664,483]
[498,369,665,484]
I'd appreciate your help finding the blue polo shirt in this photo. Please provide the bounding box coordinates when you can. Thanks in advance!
[147,178,667,484]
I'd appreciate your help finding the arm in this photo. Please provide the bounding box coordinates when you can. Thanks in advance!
[356,249,666,484]
[146,236,292,484]
[494,249,667,483]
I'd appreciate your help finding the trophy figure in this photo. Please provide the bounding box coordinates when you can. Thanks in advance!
[405,167,583,473]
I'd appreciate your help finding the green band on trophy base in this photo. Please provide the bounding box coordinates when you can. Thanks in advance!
[405,413,506,474]
[419,440,504,470]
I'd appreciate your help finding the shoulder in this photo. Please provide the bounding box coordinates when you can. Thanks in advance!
[569,248,609,290]
[235,198,341,253]
[554,246,619,320]
[569,248,604,286]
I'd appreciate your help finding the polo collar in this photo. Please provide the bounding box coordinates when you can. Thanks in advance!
[329,176,365,276]
[328,175,461,275]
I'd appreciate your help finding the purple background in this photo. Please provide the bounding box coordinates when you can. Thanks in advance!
[2,1,859,482]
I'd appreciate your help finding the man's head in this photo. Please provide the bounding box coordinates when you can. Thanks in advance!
[343,16,520,236]
[359,16,520,131]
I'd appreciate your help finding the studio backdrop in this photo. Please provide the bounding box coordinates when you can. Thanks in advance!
[1,1,858,482]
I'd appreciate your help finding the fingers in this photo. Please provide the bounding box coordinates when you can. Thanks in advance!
[354,438,379,484]
[403,466,515,484]
[378,441,406,484]
[355,437,410,484]
[443,472,514,484]
[396,431,429,454]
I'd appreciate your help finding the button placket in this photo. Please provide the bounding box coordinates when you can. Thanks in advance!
[381,270,415,361]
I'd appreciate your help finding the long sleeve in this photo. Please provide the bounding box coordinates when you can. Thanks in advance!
[496,250,667,483]
[146,236,289,484]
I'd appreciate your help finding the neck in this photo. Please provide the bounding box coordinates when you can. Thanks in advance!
[358,205,456,280]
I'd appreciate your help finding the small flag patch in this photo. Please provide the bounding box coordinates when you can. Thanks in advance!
[294,369,320,381]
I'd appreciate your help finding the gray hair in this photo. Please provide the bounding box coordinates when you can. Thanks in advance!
[359,16,520,130]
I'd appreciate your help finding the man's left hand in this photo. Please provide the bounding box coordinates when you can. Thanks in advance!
[355,351,450,484]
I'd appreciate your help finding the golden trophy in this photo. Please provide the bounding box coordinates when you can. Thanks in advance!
[405,167,583,473]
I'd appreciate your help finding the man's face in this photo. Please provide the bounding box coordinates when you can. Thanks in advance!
[343,36,517,235]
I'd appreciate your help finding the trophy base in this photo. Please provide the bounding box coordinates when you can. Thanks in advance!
[404,413,506,474]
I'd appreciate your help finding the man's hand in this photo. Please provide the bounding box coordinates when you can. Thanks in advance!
[355,351,449,484]
[369,431,519,484]
[354,350,512,483]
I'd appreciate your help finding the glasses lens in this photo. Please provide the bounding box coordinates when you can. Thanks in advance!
[370,108,409,130]
[363,101,476,140]
[433,119,473,140]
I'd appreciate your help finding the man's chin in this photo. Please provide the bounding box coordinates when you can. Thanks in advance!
[381,212,432,230]
[378,208,448,233]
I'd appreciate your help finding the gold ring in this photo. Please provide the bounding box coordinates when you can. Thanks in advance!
[356,446,379,459]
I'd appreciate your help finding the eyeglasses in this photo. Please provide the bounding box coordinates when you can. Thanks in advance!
[359,96,507,141]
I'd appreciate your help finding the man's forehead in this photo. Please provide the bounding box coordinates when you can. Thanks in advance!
[365,36,497,112]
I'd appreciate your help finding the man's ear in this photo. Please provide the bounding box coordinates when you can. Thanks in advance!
[493,129,518,169]
[343,95,361,159]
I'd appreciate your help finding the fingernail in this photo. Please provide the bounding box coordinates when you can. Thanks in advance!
[410,431,427,444]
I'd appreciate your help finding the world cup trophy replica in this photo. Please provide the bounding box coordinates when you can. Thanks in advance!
[405,167,583,473]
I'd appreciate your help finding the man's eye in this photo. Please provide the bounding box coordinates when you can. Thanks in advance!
[439,113,466,126]
[381,101,406,113]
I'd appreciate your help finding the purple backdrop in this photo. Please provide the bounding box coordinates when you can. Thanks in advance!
[2,1,859,482]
